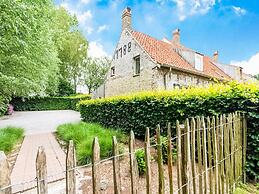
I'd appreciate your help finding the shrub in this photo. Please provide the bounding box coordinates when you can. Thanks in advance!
[57,79,75,96]
[135,149,146,175]
[79,82,259,180]
[0,127,24,153]
[11,94,91,111]
[56,122,126,165]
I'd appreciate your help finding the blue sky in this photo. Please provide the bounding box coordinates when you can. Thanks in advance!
[55,0,259,75]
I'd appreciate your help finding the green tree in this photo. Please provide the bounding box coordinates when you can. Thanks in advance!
[53,8,88,93]
[82,58,110,94]
[0,0,60,99]
[254,74,259,80]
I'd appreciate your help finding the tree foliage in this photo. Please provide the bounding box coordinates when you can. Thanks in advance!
[53,7,88,93]
[82,57,110,94]
[0,0,60,98]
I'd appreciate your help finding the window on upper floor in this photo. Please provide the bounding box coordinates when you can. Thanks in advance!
[111,66,115,77]
[133,55,140,76]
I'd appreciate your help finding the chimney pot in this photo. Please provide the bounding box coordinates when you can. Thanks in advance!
[122,7,132,31]
[213,51,219,62]
[172,28,180,44]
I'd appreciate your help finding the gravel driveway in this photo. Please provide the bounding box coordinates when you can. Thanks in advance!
[0,110,81,135]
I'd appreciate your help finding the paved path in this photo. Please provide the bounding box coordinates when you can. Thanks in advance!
[0,110,81,135]
[0,110,81,192]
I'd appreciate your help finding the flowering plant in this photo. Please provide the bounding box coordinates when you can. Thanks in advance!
[7,104,14,115]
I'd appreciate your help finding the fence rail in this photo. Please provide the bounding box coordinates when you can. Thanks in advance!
[0,112,247,194]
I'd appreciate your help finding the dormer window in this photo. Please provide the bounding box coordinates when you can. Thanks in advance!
[111,67,115,77]
[134,55,140,76]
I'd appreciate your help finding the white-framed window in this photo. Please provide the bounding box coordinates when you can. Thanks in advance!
[133,55,140,75]
[111,66,115,77]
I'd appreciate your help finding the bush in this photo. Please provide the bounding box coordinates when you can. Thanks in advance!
[0,127,24,153]
[135,149,146,175]
[57,79,75,96]
[56,122,126,165]
[79,82,259,180]
[11,94,91,111]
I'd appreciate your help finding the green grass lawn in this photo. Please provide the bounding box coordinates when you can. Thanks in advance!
[56,122,127,165]
[0,126,24,154]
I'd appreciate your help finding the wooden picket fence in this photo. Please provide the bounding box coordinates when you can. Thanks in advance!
[0,112,247,194]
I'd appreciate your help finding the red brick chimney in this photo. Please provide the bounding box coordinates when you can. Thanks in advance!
[172,28,180,44]
[122,7,132,31]
[213,51,219,62]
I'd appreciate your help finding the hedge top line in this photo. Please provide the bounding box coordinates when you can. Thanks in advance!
[79,82,259,106]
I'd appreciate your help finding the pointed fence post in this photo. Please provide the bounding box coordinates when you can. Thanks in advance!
[92,137,101,194]
[207,116,213,194]
[36,146,48,194]
[196,116,203,194]
[156,125,165,194]
[176,120,182,194]
[112,136,121,194]
[66,140,76,194]
[212,116,219,194]
[129,131,138,194]
[242,113,247,183]
[0,151,12,194]
[182,119,191,194]
[167,123,174,194]
[144,128,151,194]
[190,118,197,194]
[201,116,208,194]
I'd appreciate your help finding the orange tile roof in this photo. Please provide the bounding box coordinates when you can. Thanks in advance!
[131,31,231,80]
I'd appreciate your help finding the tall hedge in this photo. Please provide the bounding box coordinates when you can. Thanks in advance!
[79,82,259,181]
[12,94,91,111]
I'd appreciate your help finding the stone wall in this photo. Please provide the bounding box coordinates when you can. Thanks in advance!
[105,30,157,97]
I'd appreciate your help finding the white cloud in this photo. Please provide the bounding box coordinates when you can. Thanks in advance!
[88,42,109,58]
[97,25,109,33]
[173,0,217,21]
[77,10,92,24]
[230,52,259,75]
[80,0,90,4]
[232,6,246,16]
[60,3,93,35]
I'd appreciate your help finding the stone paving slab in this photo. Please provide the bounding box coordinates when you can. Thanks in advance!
[11,133,66,193]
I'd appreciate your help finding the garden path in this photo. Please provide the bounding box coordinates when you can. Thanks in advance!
[0,110,81,193]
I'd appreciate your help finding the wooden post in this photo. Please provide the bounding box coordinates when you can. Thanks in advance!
[145,128,151,194]
[129,131,138,194]
[207,117,213,194]
[191,118,197,194]
[156,125,165,194]
[224,115,230,194]
[92,137,101,194]
[228,114,234,193]
[182,119,190,194]
[167,123,174,194]
[216,115,222,194]
[36,146,48,194]
[242,113,247,183]
[201,116,208,194]
[176,120,182,194]
[220,115,226,194]
[112,136,121,194]
[212,117,219,194]
[66,140,76,194]
[196,117,203,194]
[0,151,12,194]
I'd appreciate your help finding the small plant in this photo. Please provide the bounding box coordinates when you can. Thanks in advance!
[135,149,146,175]
[151,136,177,164]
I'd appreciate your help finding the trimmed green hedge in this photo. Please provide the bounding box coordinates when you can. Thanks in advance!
[79,82,259,180]
[11,94,91,111]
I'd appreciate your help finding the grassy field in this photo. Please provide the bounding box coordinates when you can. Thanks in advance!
[56,122,127,165]
[0,126,24,153]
